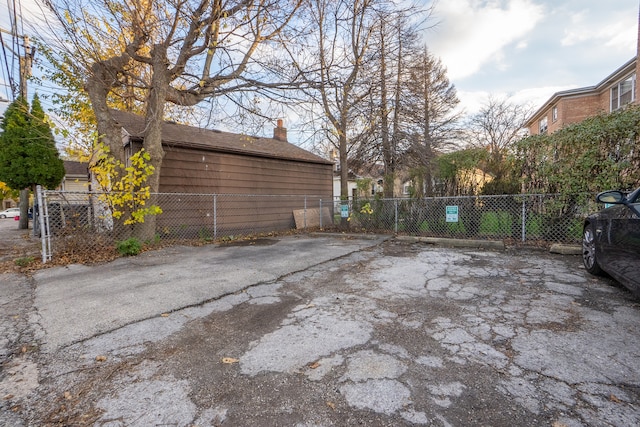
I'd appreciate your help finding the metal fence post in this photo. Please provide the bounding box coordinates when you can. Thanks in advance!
[319,199,323,229]
[521,197,526,242]
[394,199,398,233]
[36,186,48,263]
[213,194,217,241]
[304,195,307,230]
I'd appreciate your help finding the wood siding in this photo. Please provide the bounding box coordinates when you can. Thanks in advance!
[160,146,332,195]
[156,146,334,235]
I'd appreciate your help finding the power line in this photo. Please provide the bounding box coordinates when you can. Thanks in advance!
[0,31,17,99]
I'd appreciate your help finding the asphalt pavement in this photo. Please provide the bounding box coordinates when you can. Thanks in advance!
[33,235,390,352]
[1,234,639,426]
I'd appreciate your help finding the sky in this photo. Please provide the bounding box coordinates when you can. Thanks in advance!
[424,0,639,115]
[1,0,639,130]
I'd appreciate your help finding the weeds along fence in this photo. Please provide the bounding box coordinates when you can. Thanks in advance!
[340,194,598,244]
[37,190,332,262]
[37,189,598,263]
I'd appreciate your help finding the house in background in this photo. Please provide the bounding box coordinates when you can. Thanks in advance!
[334,166,417,201]
[112,110,334,234]
[60,160,90,192]
[2,161,90,211]
[1,182,17,210]
[526,16,639,135]
[332,169,360,201]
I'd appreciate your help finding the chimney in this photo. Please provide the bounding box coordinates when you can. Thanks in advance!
[274,119,287,142]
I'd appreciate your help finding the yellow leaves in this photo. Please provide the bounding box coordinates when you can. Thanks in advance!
[92,143,161,225]
[222,357,239,364]
[95,355,107,362]
[359,202,373,215]
[64,10,74,25]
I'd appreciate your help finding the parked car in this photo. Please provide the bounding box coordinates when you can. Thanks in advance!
[582,187,640,296]
[0,207,20,218]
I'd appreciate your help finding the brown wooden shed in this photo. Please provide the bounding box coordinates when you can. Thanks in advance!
[111,110,334,237]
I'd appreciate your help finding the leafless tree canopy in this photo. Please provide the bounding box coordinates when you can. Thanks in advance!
[41,0,303,238]
[467,96,532,160]
[37,0,467,214]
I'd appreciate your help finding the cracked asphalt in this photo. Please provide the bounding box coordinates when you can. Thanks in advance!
[1,230,639,426]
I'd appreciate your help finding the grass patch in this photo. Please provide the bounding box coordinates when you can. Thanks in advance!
[116,237,142,256]
[14,256,35,267]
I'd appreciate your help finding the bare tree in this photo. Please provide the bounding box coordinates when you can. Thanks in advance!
[42,0,303,239]
[467,96,532,183]
[280,0,382,225]
[373,10,420,197]
[401,47,461,196]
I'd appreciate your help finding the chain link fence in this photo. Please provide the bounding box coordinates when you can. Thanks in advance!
[337,194,598,245]
[37,190,333,263]
[36,189,600,263]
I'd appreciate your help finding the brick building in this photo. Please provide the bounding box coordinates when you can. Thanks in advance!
[526,11,640,135]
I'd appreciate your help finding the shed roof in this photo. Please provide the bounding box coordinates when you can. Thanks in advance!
[63,160,89,176]
[111,110,332,165]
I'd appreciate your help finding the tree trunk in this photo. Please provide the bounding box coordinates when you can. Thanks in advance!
[133,51,168,242]
[339,132,349,229]
[379,21,394,199]
[18,189,29,229]
[86,59,134,239]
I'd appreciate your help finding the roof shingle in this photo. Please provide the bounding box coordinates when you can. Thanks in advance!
[111,110,331,165]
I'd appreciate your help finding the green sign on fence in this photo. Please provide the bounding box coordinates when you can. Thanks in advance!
[446,205,459,223]
[341,204,349,218]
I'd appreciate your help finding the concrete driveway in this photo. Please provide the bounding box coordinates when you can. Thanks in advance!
[1,235,639,426]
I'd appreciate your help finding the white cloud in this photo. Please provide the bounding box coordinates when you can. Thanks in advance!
[427,0,545,80]
[561,8,637,51]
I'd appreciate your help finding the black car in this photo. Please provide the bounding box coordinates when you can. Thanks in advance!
[582,187,640,296]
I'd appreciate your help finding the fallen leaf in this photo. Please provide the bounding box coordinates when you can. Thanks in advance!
[326,401,335,410]
[21,346,27,353]
[308,361,320,369]
[552,422,568,427]
[3,394,14,400]
[222,357,239,364]
[610,394,621,403]
[95,355,107,362]
[161,313,170,317]
[64,391,72,400]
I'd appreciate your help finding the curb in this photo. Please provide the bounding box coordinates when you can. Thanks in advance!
[395,235,505,250]
[549,244,582,255]
[310,232,581,255]
[308,232,393,241]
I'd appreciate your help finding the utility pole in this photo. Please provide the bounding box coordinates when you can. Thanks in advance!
[18,34,34,229]
[19,35,33,99]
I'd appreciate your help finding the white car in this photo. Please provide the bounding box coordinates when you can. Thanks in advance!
[0,207,20,218]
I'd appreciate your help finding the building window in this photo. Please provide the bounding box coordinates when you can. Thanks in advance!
[611,74,636,111]
[552,106,558,122]
[539,116,548,135]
